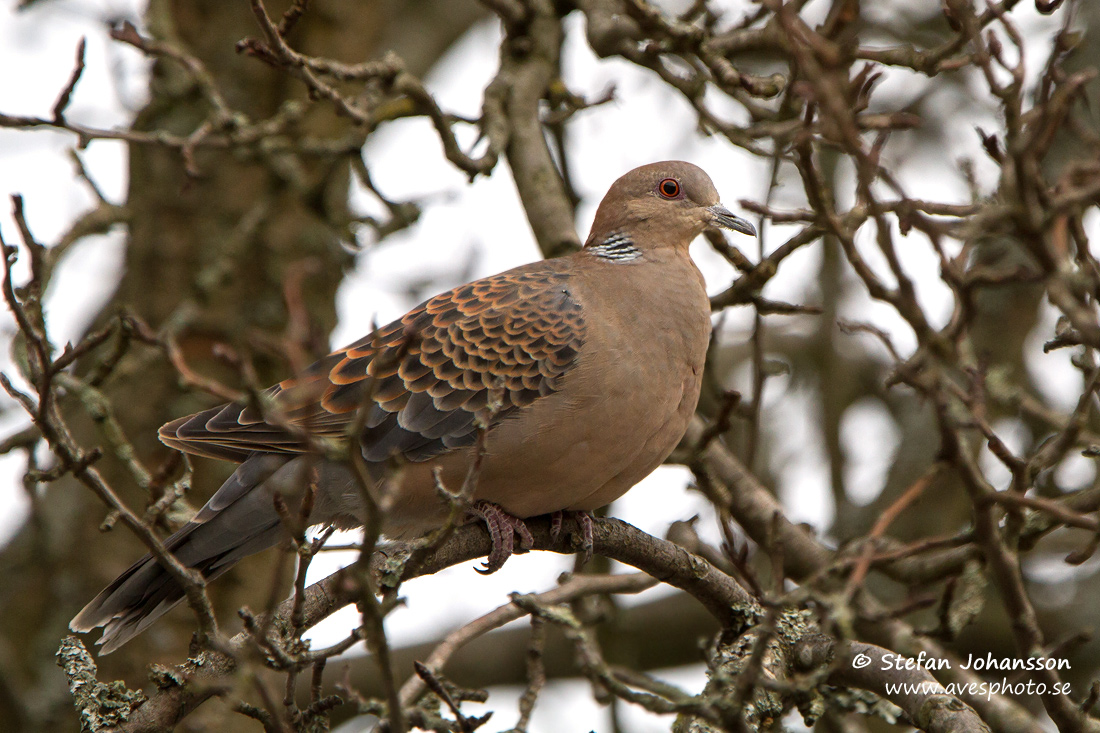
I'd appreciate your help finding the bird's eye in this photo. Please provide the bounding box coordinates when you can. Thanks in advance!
[657,178,681,199]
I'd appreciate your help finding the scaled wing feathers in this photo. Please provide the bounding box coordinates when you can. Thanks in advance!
[159,264,586,464]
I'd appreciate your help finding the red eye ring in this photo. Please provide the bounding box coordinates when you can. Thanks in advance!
[658,178,681,199]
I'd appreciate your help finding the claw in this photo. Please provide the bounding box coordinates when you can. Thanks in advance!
[469,501,533,574]
[575,511,594,565]
[549,510,594,566]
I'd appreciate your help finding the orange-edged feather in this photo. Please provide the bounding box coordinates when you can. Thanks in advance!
[159,261,586,464]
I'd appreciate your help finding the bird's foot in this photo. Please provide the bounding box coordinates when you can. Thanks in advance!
[469,501,534,575]
[550,510,594,566]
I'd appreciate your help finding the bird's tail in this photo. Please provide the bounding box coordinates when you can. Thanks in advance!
[69,454,300,654]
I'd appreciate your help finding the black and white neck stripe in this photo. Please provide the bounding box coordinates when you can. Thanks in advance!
[587,232,641,262]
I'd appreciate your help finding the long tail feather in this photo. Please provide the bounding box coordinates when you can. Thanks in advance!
[70,454,298,653]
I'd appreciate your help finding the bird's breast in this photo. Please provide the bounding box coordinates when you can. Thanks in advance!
[380,255,712,530]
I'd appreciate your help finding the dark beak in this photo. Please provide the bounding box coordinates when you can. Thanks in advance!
[708,204,757,237]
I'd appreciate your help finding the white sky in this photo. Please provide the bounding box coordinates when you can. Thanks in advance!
[0,0,1087,730]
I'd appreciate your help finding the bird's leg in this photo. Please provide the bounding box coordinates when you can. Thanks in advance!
[575,511,594,564]
[469,500,534,574]
[550,510,595,565]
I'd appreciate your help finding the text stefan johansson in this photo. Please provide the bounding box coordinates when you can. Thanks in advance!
[881,652,1070,671]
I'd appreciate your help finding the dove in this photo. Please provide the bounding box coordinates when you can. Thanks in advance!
[71,161,755,652]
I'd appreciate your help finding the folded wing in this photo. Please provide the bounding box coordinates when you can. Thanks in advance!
[159,264,587,465]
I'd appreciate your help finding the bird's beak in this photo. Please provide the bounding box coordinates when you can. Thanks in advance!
[708,204,757,237]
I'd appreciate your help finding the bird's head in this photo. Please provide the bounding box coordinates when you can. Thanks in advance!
[585,161,756,251]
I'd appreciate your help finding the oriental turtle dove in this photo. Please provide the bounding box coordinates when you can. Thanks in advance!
[71,161,755,652]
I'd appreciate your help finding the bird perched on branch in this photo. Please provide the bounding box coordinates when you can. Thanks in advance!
[71,161,756,653]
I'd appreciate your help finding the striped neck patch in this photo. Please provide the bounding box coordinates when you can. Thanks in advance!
[587,232,641,262]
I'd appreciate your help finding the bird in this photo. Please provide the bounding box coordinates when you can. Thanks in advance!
[70,161,756,653]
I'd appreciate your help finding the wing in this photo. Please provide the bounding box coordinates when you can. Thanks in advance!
[159,264,586,464]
